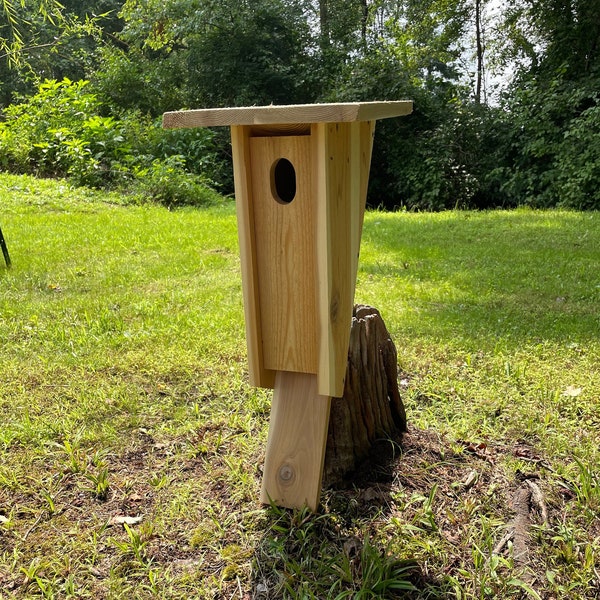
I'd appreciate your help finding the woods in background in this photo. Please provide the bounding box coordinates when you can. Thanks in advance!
[1,0,599,210]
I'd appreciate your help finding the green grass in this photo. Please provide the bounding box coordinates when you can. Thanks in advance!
[1,173,599,599]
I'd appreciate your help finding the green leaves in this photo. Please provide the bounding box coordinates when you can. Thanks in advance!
[0,77,225,205]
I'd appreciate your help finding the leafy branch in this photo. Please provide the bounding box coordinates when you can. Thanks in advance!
[1,0,103,68]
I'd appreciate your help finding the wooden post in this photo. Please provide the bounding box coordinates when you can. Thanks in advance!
[163,102,412,510]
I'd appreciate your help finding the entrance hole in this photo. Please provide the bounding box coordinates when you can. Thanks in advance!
[271,158,296,204]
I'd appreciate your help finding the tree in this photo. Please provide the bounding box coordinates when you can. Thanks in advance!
[474,0,483,102]
[0,0,121,106]
[9,0,597,209]
[110,0,316,110]
[481,0,600,208]
[495,0,600,79]
[1,0,63,67]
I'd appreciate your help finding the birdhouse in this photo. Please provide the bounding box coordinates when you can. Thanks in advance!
[163,102,412,510]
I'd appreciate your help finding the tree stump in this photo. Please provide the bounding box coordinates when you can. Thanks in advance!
[323,305,407,485]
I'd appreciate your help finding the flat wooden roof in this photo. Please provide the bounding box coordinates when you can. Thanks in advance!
[163,101,413,129]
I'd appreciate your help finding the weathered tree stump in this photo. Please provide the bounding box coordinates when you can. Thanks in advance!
[323,304,407,485]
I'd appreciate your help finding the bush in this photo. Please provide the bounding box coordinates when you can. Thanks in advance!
[555,102,600,210]
[0,79,137,186]
[491,74,600,210]
[130,155,222,209]
[324,48,502,211]
[0,78,226,207]
[368,96,500,210]
[92,46,188,118]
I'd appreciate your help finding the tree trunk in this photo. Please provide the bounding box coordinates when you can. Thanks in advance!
[319,0,329,51]
[360,0,369,49]
[323,304,407,485]
[475,0,484,104]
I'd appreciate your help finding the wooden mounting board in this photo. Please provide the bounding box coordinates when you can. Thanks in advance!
[163,101,412,129]
[260,371,331,510]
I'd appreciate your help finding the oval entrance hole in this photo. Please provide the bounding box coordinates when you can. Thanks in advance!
[272,158,296,204]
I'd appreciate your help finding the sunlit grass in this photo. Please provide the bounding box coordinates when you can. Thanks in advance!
[1,174,599,598]
[358,209,600,460]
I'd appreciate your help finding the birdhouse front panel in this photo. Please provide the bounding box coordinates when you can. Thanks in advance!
[249,134,318,375]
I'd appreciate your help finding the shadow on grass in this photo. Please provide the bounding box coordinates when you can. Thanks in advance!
[248,429,485,599]
[250,499,425,599]
[359,211,600,348]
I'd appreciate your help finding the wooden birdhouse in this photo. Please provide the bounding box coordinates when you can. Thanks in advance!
[163,102,413,510]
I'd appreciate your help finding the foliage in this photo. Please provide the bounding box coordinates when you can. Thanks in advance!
[485,0,600,209]
[555,100,600,209]
[498,0,600,80]
[2,0,600,209]
[98,0,492,208]
[320,0,496,209]
[130,155,223,209]
[489,74,600,209]
[92,45,188,118]
[0,78,225,206]
[114,0,317,109]
[0,0,120,106]
[0,79,108,180]
[0,0,64,67]
[184,1,316,108]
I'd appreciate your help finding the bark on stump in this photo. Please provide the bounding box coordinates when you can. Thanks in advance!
[323,304,407,485]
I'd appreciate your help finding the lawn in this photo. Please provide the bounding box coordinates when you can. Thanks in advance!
[1,173,599,599]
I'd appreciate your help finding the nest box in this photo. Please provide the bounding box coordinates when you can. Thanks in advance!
[163,102,413,510]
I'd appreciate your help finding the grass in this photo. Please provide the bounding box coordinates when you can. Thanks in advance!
[0,172,599,598]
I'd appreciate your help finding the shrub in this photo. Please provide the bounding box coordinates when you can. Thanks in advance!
[130,155,222,208]
[0,78,226,207]
[492,74,600,210]
[0,79,134,185]
[555,101,600,210]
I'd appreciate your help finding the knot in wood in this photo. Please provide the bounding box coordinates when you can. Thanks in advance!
[278,464,295,485]
[330,293,340,323]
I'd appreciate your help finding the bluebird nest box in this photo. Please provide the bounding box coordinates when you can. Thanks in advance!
[163,102,412,510]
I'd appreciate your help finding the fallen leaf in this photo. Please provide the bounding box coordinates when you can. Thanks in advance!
[443,530,460,544]
[514,446,533,458]
[109,515,143,526]
[360,486,387,503]
[0,515,9,524]
[562,385,582,397]
[463,470,479,490]
[343,537,362,558]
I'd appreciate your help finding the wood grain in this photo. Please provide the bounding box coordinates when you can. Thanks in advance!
[163,101,412,129]
[260,371,331,510]
[313,122,373,397]
[250,135,318,374]
[230,125,276,389]
[323,305,407,485]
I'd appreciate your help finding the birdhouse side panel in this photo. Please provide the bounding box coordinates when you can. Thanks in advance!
[313,122,373,397]
[230,126,276,389]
